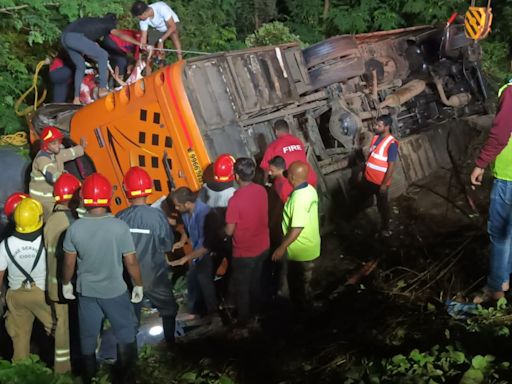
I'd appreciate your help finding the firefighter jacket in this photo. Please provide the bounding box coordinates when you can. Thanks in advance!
[29,146,84,203]
[364,134,398,186]
[44,205,76,302]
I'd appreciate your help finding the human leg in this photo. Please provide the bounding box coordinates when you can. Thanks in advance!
[49,66,73,103]
[99,292,137,384]
[5,289,36,360]
[145,281,178,344]
[486,179,512,296]
[231,257,253,323]
[287,260,315,311]
[376,187,390,232]
[195,255,218,315]
[61,32,109,94]
[61,33,87,101]
[77,295,104,383]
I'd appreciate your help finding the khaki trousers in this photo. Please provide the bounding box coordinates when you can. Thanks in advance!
[5,286,71,373]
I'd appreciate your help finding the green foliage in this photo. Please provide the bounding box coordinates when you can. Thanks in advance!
[464,298,512,336]
[0,355,78,384]
[344,345,510,384]
[136,345,236,384]
[481,40,512,87]
[245,21,301,47]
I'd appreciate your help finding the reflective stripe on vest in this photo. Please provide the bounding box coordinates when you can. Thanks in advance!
[30,189,54,198]
[364,134,397,186]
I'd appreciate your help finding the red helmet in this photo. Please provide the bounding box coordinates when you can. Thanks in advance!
[40,126,64,150]
[213,154,236,182]
[81,173,112,207]
[4,192,29,217]
[54,173,81,202]
[123,166,153,198]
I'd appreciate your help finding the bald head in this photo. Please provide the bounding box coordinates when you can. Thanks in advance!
[287,161,309,187]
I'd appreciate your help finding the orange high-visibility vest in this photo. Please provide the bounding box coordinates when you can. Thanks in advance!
[364,134,398,186]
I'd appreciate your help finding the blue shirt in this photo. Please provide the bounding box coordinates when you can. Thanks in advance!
[374,134,398,162]
[181,200,210,250]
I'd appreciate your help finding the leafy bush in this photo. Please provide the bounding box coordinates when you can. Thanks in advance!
[344,345,510,384]
[0,355,78,384]
[245,21,301,47]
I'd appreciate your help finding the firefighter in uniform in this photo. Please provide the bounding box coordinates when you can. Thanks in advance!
[29,126,85,221]
[117,166,177,345]
[62,173,143,384]
[43,173,81,372]
[0,198,65,369]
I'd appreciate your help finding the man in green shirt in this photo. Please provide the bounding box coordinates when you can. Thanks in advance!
[272,161,320,310]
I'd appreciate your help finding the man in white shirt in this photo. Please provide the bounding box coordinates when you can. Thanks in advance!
[0,198,62,367]
[131,1,182,60]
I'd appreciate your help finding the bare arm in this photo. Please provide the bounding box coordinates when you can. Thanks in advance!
[160,19,182,60]
[225,223,236,237]
[63,252,77,284]
[380,162,396,190]
[272,227,303,261]
[123,252,143,286]
[0,270,5,290]
[170,246,209,266]
[140,30,148,46]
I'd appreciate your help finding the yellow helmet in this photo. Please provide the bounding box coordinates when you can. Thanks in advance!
[13,198,44,234]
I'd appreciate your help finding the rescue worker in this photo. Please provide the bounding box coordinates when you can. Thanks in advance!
[29,126,86,221]
[170,187,219,320]
[272,161,321,311]
[0,198,64,368]
[43,173,81,372]
[470,81,512,303]
[62,173,143,384]
[116,166,177,345]
[61,14,145,104]
[360,115,399,237]
[131,1,183,61]
[260,119,317,187]
[199,154,236,208]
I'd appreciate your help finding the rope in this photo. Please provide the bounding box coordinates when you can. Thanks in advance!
[15,59,49,117]
[148,47,209,55]
[0,131,28,146]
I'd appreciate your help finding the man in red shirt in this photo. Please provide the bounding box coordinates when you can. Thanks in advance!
[268,156,293,203]
[225,158,270,326]
[260,120,317,187]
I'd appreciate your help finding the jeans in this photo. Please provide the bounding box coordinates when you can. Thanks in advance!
[187,254,218,315]
[487,178,512,292]
[231,250,268,323]
[61,32,109,97]
[78,292,137,355]
[49,66,73,102]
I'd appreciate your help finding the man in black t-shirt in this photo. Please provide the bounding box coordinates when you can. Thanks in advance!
[61,14,144,105]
